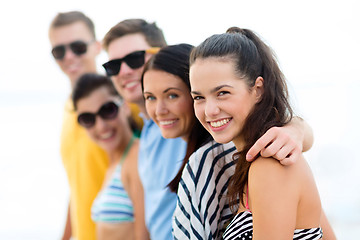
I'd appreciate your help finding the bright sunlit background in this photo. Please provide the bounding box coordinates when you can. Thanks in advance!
[0,0,359,239]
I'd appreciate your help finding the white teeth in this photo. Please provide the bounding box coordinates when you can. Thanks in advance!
[159,120,176,126]
[210,119,230,128]
[124,81,138,89]
[66,63,80,72]
[100,131,113,140]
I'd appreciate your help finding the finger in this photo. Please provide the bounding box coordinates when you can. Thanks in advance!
[246,134,276,161]
[279,148,301,166]
[260,138,285,158]
[279,154,296,166]
[272,142,296,161]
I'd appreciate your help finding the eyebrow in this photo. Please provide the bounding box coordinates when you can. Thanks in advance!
[163,87,183,93]
[191,84,234,95]
[143,87,183,95]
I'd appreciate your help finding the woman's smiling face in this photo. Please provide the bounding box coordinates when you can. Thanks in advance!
[190,58,261,148]
[143,69,195,141]
[76,86,129,153]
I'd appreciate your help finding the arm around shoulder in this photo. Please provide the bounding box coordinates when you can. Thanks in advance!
[292,116,314,152]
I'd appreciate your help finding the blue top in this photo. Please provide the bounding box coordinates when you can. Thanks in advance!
[138,117,187,240]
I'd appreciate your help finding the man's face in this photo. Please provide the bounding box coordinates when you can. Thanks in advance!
[106,33,153,106]
[49,21,100,87]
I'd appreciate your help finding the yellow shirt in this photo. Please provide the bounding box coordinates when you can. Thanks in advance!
[60,100,108,240]
[128,102,144,129]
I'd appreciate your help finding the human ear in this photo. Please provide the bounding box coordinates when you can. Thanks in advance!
[254,76,264,103]
[93,40,102,56]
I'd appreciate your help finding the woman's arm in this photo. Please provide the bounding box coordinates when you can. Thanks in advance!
[246,116,314,165]
[61,202,72,240]
[249,157,300,239]
[321,208,337,239]
[125,150,150,240]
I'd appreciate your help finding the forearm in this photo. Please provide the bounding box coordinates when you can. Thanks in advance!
[321,208,337,240]
[291,116,314,152]
[62,203,72,240]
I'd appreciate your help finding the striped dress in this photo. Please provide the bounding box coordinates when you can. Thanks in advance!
[173,141,237,240]
[91,162,134,223]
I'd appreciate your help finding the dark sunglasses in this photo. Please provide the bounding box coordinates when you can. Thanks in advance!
[51,40,93,60]
[77,101,121,128]
[102,47,161,76]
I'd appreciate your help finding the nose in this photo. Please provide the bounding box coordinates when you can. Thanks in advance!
[118,61,133,76]
[63,46,77,60]
[155,99,169,116]
[204,99,220,117]
[94,116,108,131]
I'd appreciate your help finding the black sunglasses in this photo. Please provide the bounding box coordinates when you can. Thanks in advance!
[51,40,93,60]
[77,101,121,128]
[102,50,146,76]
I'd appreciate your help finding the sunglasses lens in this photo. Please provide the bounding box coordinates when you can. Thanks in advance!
[103,60,121,76]
[124,51,145,69]
[70,41,88,56]
[102,51,145,76]
[99,102,119,119]
[78,113,96,128]
[51,45,65,60]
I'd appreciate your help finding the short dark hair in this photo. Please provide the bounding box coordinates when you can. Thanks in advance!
[49,11,96,38]
[103,18,166,51]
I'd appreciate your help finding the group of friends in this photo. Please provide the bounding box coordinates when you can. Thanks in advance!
[48,11,336,240]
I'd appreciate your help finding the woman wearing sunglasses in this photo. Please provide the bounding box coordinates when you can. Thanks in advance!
[141,44,318,239]
[72,73,149,240]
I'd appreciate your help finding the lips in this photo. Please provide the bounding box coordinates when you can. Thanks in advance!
[159,119,177,126]
[123,81,139,90]
[98,130,115,140]
[209,118,231,128]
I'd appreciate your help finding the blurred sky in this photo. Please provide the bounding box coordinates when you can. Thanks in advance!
[0,0,359,239]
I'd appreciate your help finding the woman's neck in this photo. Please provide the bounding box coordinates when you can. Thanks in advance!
[108,132,133,165]
[232,136,246,152]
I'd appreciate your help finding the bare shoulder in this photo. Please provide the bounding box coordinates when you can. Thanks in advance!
[249,155,308,186]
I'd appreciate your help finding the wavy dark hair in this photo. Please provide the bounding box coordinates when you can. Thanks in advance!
[72,73,141,134]
[189,27,293,209]
[141,43,213,192]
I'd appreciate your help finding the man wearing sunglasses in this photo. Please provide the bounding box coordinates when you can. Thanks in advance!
[48,11,108,240]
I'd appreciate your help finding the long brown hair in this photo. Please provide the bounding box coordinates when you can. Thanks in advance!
[190,27,293,209]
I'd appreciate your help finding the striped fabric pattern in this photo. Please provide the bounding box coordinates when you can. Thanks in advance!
[223,211,323,240]
[173,141,237,240]
[91,163,134,223]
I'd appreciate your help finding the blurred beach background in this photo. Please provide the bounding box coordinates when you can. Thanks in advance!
[0,0,359,239]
